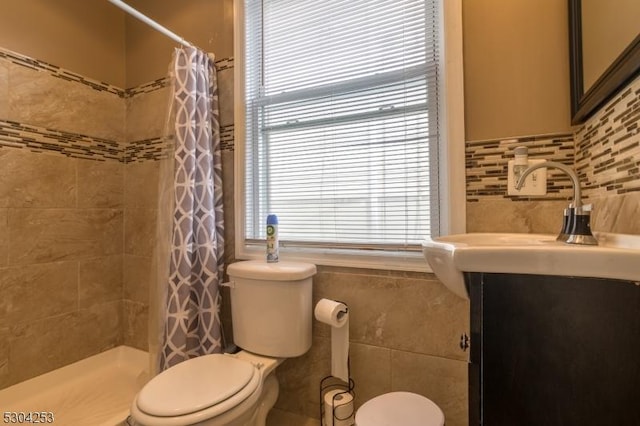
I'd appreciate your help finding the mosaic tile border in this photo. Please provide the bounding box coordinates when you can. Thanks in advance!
[220,125,234,152]
[0,121,235,163]
[125,77,170,97]
[575,73,640,197]
[0,119,122,162]
[1,47,235,161]
[125,137,171,163]
[466,133,575,201]
[0,48,126,97]
[1,46,234,99]
[126,124,234,161]
[125,58,233,98]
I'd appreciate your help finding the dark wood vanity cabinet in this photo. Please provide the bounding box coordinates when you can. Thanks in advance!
[467,273,640,426]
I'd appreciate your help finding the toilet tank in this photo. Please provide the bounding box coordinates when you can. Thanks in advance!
[226,260,316,358]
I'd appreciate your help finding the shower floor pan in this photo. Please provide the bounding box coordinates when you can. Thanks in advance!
[0,346,148,426]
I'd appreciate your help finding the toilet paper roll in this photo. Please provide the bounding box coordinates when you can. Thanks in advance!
[315,299,349,382]
[314,298,349,328]
[323,389,355,426]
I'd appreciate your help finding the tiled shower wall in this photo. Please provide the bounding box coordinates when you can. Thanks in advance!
[0,47,238,389]
[0,48,125,388]
[465,73,640,235]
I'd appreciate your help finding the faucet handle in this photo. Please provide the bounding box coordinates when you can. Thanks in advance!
[565,204,598,245]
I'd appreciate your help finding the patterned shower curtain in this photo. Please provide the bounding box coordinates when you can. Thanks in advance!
[160,47,225,370]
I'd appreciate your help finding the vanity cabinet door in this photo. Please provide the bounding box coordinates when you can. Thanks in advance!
[470,273,640,426]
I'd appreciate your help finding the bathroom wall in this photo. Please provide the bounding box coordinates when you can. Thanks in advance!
[122,0,234,87]
[462,0,574,235]
[575,74,640,235]
[0,0,235,388]
[0,0,126,87]
[0,49,125,388]
[462,0,639,237]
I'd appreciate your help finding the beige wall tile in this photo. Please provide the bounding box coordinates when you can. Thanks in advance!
[0,326,8,389]
[8,64,125,142]
[126,88,170,142]
[124,254,151,305]
[6,312,79,386]
[124,208,157,256]
[8,208,123,265]
[391,350,468,426]
[6,301,122,386]
[79,255,123,308]
[0,61,8,118]
[76,301,123,356]
[0,262,78,325]
[349,342,392,409]
[591,192,640,235]
[275,336,331,419]
[267,408,320,426]
[124,161,160,209]
[77,160,124,209]
[0,149,76,208]
[217,67,234,127]
[466,199,566,234]
[123,300,149,351]
[222,150,235,266]
[313,270,469,361]
[0,209,7,267]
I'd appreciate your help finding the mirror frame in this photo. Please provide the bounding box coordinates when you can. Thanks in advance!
[569,0,640,124]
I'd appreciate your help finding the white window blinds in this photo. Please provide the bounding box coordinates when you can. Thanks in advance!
[243,0,440,250]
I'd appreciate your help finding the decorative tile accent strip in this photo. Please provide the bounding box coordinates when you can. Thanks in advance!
[125,77,170,97]
[1,46,234,99]
[125,137,173,162]
[220,125,234,152]
[575,74,640,197]
[0,46,235,162]
[0,47,126,97]
[466,133,574,201]
[123,58,233,99]
[215,57,234,71]
[0,119,123,162]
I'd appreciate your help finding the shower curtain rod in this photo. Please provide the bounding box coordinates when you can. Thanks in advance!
[107,0,196,49]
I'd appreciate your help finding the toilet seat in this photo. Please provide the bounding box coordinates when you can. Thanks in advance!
[136,354,260,418]
[355,392,445,426]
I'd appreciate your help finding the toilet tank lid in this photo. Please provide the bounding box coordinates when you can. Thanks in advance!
[227,260,316,281]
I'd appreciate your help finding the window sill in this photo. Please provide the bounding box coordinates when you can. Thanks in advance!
[235,244,431,273]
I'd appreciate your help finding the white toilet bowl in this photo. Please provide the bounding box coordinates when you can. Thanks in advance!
[130,260,317,426]
[355,392,445,426]
[130,351,282,426]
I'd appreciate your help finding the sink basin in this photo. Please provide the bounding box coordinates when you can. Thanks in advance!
[422,232,640,299]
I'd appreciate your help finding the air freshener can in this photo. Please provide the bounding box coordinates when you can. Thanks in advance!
[266,214,279,263]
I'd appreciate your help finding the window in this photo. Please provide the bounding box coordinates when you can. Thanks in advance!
[234,0,465,270]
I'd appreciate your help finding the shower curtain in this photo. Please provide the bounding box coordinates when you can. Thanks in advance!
[155,47,225,371]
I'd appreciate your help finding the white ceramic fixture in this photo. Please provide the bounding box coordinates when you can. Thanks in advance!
[422,232,640,299]
[355,392,445,426]
[130,260,316,426]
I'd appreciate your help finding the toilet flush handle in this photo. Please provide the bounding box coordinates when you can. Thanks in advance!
[220,281,235,288]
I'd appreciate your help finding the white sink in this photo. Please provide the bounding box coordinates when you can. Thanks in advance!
[422,232,640,299]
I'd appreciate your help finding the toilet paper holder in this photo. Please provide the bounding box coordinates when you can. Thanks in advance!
[320,374,355,426]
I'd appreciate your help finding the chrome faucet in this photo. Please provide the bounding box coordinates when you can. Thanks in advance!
[516,161,597,245]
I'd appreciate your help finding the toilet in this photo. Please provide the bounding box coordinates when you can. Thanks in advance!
[355,391,445,426]
[130,260,316,426]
